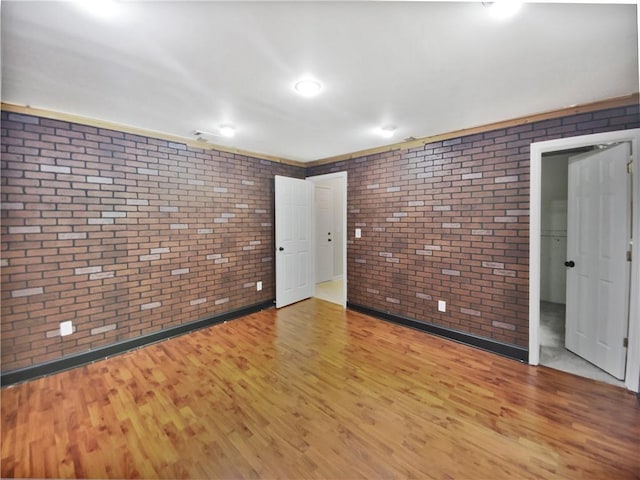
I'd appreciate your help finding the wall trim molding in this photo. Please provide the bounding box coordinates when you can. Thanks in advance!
[308,93,640,167]
[0,102,306,168]
[347,302,528,362]
[4,94,637,171]
[1,300,274,387]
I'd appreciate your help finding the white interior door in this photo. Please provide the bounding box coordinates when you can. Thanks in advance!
[275,175,314,308]
[315,185,334,283]
[566,143,631,379]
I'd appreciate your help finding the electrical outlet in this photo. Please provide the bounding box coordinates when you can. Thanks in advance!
[355,228,361,238]
[256,281,262,291]
[60,320,73,336]
[438,300,446,313]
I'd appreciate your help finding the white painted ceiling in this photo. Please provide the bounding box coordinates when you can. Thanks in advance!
[1,1,638,162]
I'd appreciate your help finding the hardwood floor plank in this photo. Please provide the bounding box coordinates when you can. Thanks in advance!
[2,298,639,479]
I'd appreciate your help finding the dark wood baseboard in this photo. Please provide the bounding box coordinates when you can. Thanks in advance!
[347,302,528,362]
[1,300,274,387]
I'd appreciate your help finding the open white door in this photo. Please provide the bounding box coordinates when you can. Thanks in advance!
[565,143,631,379]
[315,185,334,283]
[275,175,314,308]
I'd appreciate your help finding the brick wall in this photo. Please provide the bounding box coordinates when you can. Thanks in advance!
[1,112,304,372]
[308,105,640,348]
[2,104,638,373]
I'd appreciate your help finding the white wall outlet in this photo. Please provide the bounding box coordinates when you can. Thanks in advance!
[256,281,262,291]
[60,320,73,337]
[438,300,446,313]
[355,228,361,238]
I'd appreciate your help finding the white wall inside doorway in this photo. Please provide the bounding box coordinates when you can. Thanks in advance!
[541,153,569,304]
[307,171,348,308]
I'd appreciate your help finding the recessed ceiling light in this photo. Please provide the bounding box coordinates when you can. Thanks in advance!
[294,79,322,98]
[219,125,236,138]
[75,0,119,18]
[378,126,397,139]
[488,0,523,20]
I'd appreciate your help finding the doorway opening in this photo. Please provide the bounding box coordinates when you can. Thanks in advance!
[539,149,624,387]
[530,129,640,392]
[307,172,347,307]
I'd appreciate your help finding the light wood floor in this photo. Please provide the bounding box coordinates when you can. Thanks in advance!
[2,298,639,479]
[314,279,343,305]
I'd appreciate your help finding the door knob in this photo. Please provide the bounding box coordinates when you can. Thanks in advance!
[278,247,284,251]
[564,260,575,267]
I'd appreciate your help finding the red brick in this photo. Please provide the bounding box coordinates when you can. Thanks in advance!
[3,103,638,371]
[1,110,303,371]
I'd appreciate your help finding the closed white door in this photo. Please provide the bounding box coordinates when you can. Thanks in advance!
[315,185,334,283]
[565,143,631,379]
[275,175,314,308]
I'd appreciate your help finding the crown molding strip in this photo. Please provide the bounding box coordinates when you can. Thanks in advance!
[4,94,637,169]
[0,102,306,168]
[307,93,640,167]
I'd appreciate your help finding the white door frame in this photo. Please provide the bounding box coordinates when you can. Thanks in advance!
[529,129,640,392]
[307,171,348,308]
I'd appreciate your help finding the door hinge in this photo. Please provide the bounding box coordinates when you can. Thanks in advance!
[627,250,632,262]
[628,161,633,174]
[623,337,628,348]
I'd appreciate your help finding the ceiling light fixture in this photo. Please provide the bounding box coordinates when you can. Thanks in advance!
[75,0,120,18]
[378,126,397,139]
[294,79,322,98]
[192,125,236,140]
[219,125,236,138]
[486,0,523,20]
